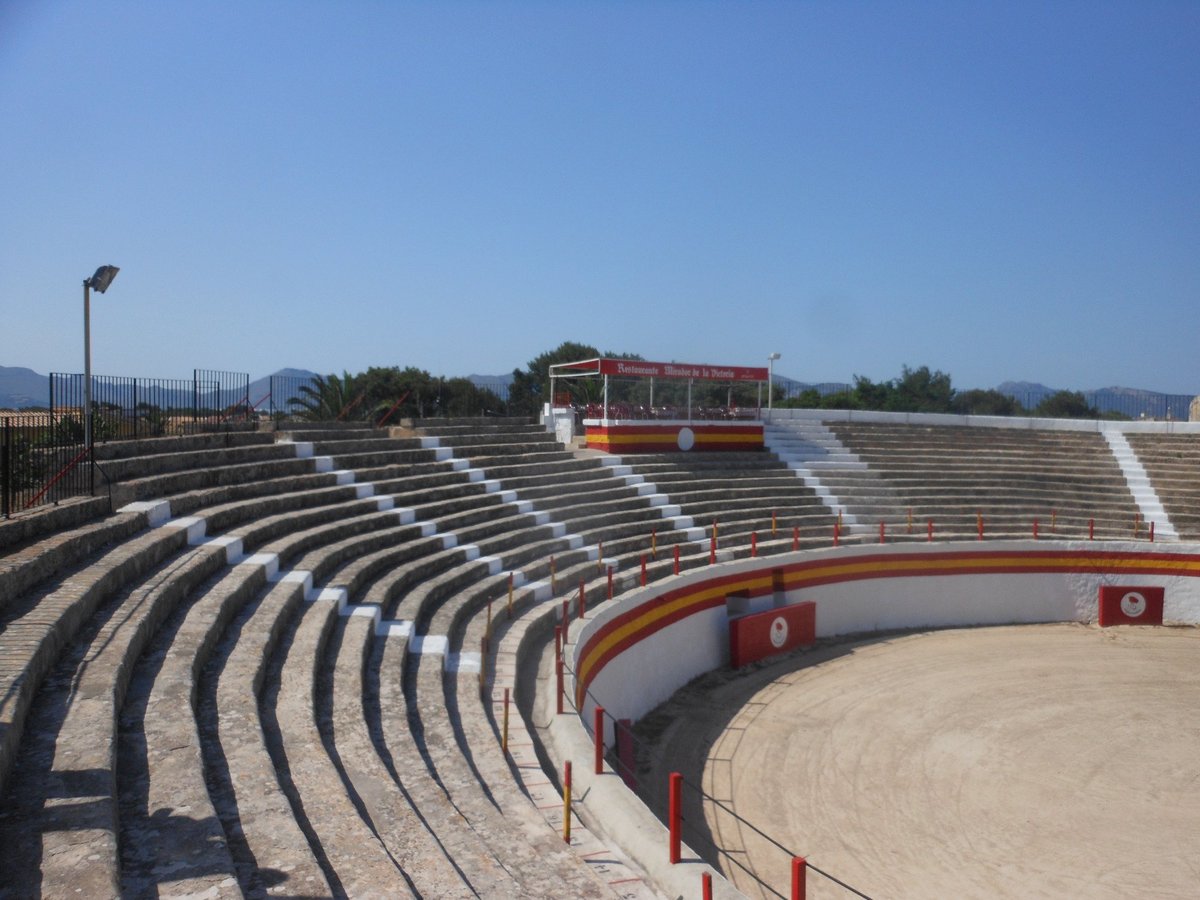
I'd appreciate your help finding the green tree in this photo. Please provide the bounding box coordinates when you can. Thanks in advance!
[1035,390,1099,419]
[507,341,601,416]
[289,371,364,421]
[893,365,954,412]
[951,389,1024,416]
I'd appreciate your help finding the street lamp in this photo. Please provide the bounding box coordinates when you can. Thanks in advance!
[767,352,781,421]
[83,265,119,453]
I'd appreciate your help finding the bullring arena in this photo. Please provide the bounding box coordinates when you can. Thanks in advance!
[3,388,1200,898]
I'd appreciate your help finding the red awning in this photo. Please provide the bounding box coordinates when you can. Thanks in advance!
[550,358,768,382]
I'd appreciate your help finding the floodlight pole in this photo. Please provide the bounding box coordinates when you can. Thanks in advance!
[767,352,781,421]
[83,278,93,453]
[82,265,118,467]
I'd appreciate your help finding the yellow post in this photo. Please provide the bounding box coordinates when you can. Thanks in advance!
[651,529,658,559]
[563,760,573,843]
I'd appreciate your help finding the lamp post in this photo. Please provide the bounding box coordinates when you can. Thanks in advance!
[767,352,781,421]
[83,265,119,455]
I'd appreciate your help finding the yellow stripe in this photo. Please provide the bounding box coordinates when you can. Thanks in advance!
[577,550,1200,688]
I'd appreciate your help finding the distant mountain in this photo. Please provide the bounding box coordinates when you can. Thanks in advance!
[248,369,319,409]
[0,366,51,409]
[0,366,320,411]
[996,382,1193,419]
[995,380,1056,396]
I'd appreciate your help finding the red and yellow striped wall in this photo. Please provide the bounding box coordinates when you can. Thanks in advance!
[573,547,1200,708]
[585,422,763,453]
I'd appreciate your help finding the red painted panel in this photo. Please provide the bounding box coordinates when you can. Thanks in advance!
[1098,586,1165,626]
[729,602,816,668]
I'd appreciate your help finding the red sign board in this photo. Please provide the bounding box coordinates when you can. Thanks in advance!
[1098,586,1165,626]
[552,357,768,382]
[729,601,816,668]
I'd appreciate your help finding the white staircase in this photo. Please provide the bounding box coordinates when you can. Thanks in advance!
[1103,430,1179,541]
[764,420,868,532]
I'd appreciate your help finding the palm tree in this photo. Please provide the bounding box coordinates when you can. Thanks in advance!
[288,371,365,421]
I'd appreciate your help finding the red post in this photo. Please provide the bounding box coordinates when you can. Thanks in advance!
[750,531,758,557]
[673,544,680,575]
[709,538,716,565]
[792,525,799,552]
[702,872,713,900]
[607,565,614,600]
[668,772,682,864]
[712,519,718,551]
[578,577,586,619]
[554,624,562,665]
[562,598,569,637]
[1150,520,1156,542]
[1089,517,1095,540]
[556,656,564,715]
[640,554,648,586]
[791,856,807,900]
[879,521,885,544]
[927,519,933,542]
[1033,518,1039,540]
[833,521,840,547]
[593,705,605,774]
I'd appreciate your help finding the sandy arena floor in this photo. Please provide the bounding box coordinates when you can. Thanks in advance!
[636,623,1200,899]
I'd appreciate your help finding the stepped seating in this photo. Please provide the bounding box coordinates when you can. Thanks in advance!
[612,451,841,557]
[0,422,487,895]
[1125,433,1200,540]
[6,411,1178,898]
[827,421,1143,539]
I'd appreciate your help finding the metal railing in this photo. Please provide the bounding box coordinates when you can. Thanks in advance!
[49,370,253,440]
[1,413,91,518]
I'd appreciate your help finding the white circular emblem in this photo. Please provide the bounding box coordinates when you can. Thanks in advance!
[769,616,789,648]
[1120,591,1147,618]
[677,427,695,451]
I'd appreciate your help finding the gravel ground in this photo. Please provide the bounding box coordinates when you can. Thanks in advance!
[635,623,1200,900]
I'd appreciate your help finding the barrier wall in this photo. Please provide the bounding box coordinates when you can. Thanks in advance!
[768,406,1200,434]
[570,540,1200,740]
[583,420,764,453]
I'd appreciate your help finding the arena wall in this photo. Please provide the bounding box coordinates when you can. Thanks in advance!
[570,540,1200,738]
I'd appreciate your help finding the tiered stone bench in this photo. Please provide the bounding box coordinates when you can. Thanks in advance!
[1126,433,1200,540]
[6,411,1188,898]
[825,421,1143,540]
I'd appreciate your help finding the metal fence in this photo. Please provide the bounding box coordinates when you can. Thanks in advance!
[2,413,91,518]
[255,373,320,419]
[49,369,253,440]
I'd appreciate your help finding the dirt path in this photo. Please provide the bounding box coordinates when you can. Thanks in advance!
[635,623,1200,899]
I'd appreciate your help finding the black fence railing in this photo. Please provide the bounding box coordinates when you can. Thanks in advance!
[2,413,91,518]
[773,382,1194,421]
[259,373,320,419]
[49,370,253,441]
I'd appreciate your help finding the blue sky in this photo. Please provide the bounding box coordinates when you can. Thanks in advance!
[2,1,1197,393]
